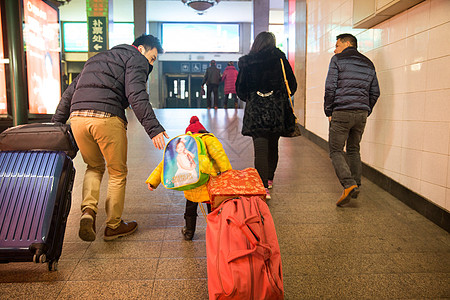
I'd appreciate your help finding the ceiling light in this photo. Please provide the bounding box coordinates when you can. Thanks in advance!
[181,0,220,15]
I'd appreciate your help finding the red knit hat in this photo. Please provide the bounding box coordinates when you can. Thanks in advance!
[185,116,206,133]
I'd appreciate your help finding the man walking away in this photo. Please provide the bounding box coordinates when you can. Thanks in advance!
[324,33,380,206]
[52,34,169,241]
[202,60,221,109]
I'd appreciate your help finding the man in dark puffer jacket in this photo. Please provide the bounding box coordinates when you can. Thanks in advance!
[52,34,169,241]
[324,33,380,206]
[202,60,222,109]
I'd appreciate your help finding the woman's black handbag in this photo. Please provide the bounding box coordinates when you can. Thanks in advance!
[283,117,302,137]
[241,89,294,136]
[280,58,301,138]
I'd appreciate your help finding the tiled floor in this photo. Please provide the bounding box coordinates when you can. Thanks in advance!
[1,109,449,299]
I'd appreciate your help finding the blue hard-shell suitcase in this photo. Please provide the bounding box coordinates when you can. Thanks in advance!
[0,151,75,271]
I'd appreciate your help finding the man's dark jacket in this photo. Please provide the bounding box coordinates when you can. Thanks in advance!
[324,47,380,117]
[52,44,164,139]
[202,65,221,86]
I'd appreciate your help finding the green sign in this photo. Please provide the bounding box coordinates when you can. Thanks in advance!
[88,16,107,52]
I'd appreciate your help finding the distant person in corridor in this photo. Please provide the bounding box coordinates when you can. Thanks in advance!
[52,34,169,241]
[221,61,239,108]
[202,60,221,109]
[324,33,380,206]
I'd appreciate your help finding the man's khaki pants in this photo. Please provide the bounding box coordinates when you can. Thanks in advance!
[70,116,127,230]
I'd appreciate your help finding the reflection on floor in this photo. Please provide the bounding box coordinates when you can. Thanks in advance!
[1,108,449,299]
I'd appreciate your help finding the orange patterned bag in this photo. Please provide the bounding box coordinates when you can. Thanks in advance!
[207,168,266,208]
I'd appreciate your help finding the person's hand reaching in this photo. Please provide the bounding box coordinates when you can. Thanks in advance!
[152,131,169,150]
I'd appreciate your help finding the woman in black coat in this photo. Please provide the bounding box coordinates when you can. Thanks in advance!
[236,31,297,200]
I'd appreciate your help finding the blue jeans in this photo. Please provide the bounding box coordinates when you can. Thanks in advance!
[328,110,368,188]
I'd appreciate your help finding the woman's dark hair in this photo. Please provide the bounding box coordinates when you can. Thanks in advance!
[133,34,164,54]
[250,31,276,54]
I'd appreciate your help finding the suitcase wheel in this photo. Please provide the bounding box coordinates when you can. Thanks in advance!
[33,252,46,264]
[48,260,58,271]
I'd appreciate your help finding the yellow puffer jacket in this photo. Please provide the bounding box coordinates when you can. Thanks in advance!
[146,133,232,202]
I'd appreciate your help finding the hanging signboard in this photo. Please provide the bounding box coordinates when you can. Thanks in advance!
[88,16,107,52]
[23,0,61,114]
[86,0,108,55]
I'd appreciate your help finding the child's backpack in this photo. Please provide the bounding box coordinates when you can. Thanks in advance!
[206,196,284,300]
[162,133,210,191]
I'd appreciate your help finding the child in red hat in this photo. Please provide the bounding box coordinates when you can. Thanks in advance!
[146,116,232,240]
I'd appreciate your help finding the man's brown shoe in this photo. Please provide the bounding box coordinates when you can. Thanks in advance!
[79,208,96,241]
[104,220,138,241]
[336,185,358,206]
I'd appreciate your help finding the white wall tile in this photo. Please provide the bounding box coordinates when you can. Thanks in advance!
[339,0,352,24]
[429,0,450,28]
[421,152,448,186]
[424,89,450,121]
[389,11,407,43]
[384,169,401,182]
[373,94,403,121]
[369,119,387,144]
[384,120,403,147]
[374,48,390,72]
[406,1,430,36]
[421,180,446,208]
[400,148,422,179]
[399,174,422,193]
[331,5,340,28]
[405,62,428,93]
[362,119,375,143]
[390,93,405,121]
[426,56,450,90]
[405,31,429,64]
[447,154,450,187]
[384,145,402,173]
[402,121,425,150]
[357,29,374,53]
[422,122,450,155]
[403,91,426,121]
[373,22,389,49]
[360,141,373,165]
[391,67,408,94]
[388,40,407,68]
[372,143,387,169]
[428,22,450,60]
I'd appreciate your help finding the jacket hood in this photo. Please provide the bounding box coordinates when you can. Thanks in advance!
[238,47,286,68]
[224,65,237,71]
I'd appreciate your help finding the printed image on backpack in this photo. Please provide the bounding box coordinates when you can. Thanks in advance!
[163,135,200,188]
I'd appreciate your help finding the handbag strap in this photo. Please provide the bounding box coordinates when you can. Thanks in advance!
[280,58,298,120]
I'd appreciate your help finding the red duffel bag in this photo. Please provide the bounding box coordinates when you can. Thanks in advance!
[206,196,284,300]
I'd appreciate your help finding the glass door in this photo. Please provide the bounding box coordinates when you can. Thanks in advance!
[190,75,205,108]
[165,74,189,108]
